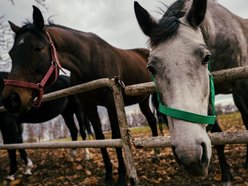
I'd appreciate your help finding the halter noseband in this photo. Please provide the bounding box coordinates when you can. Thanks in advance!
[4,30,63,108]
[152,64,216,125]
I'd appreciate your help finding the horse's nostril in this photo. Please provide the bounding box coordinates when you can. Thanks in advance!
[201,142,208,166]
[10,92,21,107]
[4,92,21,112]
[172,142,209,167]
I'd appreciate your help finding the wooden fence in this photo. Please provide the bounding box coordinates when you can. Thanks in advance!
[1,65,248,185]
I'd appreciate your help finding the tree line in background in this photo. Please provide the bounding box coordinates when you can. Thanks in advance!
[23,110,148,143]
[0,110,148,143]
[216,103,237,114]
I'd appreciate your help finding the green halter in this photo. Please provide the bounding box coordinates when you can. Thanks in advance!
[153,64,216,124]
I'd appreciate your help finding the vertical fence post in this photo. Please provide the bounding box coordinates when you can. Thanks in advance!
[110,78,138,186]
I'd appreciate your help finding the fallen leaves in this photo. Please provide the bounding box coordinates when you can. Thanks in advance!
[213,174,221,181]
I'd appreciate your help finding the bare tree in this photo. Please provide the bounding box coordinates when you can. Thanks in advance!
[37,124,46,142]
[61,122,70,139]
[25,125,37,143]
[0,15,12,71]
[48,120,63,140]
[0,0,47,71]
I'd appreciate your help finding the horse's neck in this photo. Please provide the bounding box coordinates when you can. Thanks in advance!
[47,27,106,79]
[46,26,149,86]
[201,3,248,71]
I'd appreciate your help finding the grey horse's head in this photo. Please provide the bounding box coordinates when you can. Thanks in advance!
[135,0,212,177]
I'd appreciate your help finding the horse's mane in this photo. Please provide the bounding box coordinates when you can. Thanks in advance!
[149,0,186,47]
[14,20,83,41]
[48,21,85,35]
[15,20,111,48]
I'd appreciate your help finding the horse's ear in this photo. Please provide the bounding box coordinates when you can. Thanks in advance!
[8,21,20,33]
[32,5,44,31]
[134,1,157,37]
[186,0,207,27]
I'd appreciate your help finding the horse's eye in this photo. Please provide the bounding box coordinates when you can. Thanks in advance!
[202,54,211,65]
[34,45,43,52]
[147,64,156,75]
[147,57,160,75]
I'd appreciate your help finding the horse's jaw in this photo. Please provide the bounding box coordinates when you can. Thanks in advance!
[169,119,212,177]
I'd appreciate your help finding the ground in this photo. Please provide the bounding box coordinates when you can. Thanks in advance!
[1,112,248,186]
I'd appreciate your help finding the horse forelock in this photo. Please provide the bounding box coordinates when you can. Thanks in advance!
[14,23,45,42]
[150,0,187,47]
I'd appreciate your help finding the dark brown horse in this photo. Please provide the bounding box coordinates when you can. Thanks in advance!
[2,6,158,185]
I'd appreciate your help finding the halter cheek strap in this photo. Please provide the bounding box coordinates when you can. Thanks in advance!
[4,30,63,108]
[152,64,216,125]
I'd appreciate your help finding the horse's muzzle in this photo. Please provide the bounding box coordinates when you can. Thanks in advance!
[2,87,33,113]
[172,141,210,177]
[3,92,22,113]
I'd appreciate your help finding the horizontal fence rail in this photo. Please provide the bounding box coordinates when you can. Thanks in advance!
[0,139,123,150]
[134,131,248,148]
[125,65,248,96]
[213,65,248,84]
[0,78,112,113]
[1,131,248,150]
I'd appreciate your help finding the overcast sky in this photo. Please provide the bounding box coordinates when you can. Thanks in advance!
[0,0,247,50]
